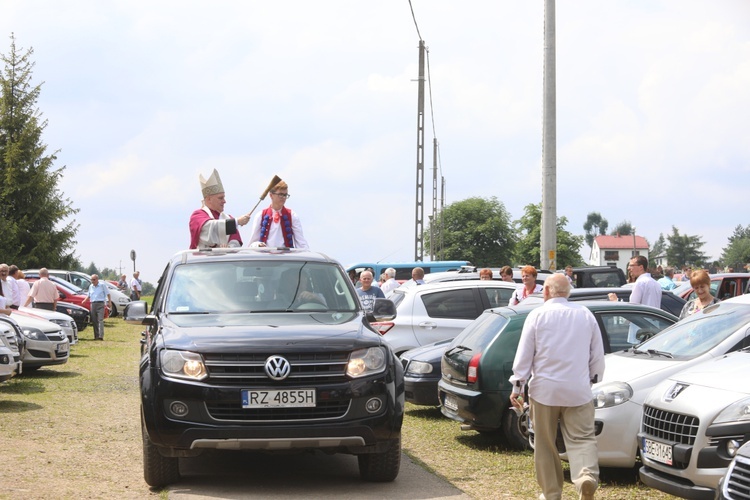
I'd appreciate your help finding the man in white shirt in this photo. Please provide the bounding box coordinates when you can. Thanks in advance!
[510,273,605,500]
[380,268,399,296]
[0,263,20,309]
[130,272,143,300]
[609,255,662,343]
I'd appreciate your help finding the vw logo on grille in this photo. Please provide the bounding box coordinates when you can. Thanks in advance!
[264,355,291,380]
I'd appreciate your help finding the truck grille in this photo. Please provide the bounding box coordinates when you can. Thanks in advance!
[206,398,351,421]
[724,455,750,499]
[204,352,350,386]
[642,405,700,446]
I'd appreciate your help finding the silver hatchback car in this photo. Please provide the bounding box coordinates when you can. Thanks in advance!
[371,280,519,356]
[13,312,69,370]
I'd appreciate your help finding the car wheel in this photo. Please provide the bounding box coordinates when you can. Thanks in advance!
[110,304,118,318]
[142,411,180,488]
[358,437,401,482]
[501,407,531,451]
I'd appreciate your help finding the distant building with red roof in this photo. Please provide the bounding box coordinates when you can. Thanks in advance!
[591,234,650,272]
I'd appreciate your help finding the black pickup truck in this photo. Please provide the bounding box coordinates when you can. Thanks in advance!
[567,266,627,288]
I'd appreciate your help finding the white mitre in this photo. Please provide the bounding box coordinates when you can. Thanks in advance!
[200,169,225,198]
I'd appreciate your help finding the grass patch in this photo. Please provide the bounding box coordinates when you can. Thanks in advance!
[402,403,672,499]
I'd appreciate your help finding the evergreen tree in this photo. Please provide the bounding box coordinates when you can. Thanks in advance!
[0,35,78,267]
[424,196,516,267]
[650,233,667,259]
[666,226,709,269]
[514,203,584,269]
[720,224,750,271]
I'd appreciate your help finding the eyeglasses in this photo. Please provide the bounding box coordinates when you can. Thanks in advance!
[271,192,291,199]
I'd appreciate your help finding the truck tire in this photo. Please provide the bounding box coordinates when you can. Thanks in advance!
[358,437,401,482]
[142,413,180,488]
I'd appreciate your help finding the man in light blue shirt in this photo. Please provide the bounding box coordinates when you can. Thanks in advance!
[82,274,111,340]
[657,267,677,291]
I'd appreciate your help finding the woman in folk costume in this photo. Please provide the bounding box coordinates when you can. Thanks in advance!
[248,180,309,249]
[189,169,251,249]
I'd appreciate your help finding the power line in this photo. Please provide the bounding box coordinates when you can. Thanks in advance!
[407,0,422,40]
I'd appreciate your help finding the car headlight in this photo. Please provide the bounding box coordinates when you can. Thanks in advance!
[49,319,69,328]
[713,396,750,425]
[347,347,387,378]
[160,350,208,380]
[21,327,47,341]
[406,360,433,375]
[592,381,633,409]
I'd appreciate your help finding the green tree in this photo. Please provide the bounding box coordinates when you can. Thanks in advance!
[0,35,78,268]
[514,203,584,269]
[583,212,608,249]
[721,224,750,271]
[650,233,667,260]
[610,220,633,236]
[424,196,516,267]
[666,226,708,269]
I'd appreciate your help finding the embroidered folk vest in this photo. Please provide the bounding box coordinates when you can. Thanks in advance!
[259,207,294,248]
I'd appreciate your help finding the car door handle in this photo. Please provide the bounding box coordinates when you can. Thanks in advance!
[418,322,437,329]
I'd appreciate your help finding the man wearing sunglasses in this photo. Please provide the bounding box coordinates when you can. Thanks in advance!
[248,180,308,249]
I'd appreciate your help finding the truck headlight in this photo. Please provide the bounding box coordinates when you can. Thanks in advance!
[592,381,633,409]
[160,350,207,380]
[347,347,386,378]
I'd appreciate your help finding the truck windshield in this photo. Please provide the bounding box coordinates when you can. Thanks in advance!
[165,261,358,314]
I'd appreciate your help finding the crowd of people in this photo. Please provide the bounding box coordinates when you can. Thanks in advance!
[0,263,144,341]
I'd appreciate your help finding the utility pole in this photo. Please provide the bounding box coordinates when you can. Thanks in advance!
[541,0,557,270]
[430,138,438,261]
[414,40,426,262]
[440,176,445,260]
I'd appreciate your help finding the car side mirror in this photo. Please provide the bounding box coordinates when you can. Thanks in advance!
[367,298,397,322]
[123,300,151,324]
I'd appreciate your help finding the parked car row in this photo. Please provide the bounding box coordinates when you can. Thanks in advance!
[1,268,116,382]
[23,269,131,319]
[0,309,71,381]
[378,270,750,498]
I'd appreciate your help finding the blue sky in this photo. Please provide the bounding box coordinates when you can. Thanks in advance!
[3,1,749,283]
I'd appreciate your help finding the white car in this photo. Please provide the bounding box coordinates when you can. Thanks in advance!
[584,294,750,468]
[638,348,750,498]
[20,306,78,345]
[104,281,131,316]
[13,313,69,370]
[0,322,22,382]
[370,280,519,355]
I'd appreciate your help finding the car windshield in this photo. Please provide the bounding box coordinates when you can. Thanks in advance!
[638,303,750,358]
[51,277,84,294]
[165,260,358,314]
[449,311,511,351]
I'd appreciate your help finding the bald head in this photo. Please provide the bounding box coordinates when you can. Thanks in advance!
[543,273,571,299]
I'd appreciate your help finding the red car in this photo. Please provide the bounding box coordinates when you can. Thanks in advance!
[25,275,110,318]
[673,273,750,301]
